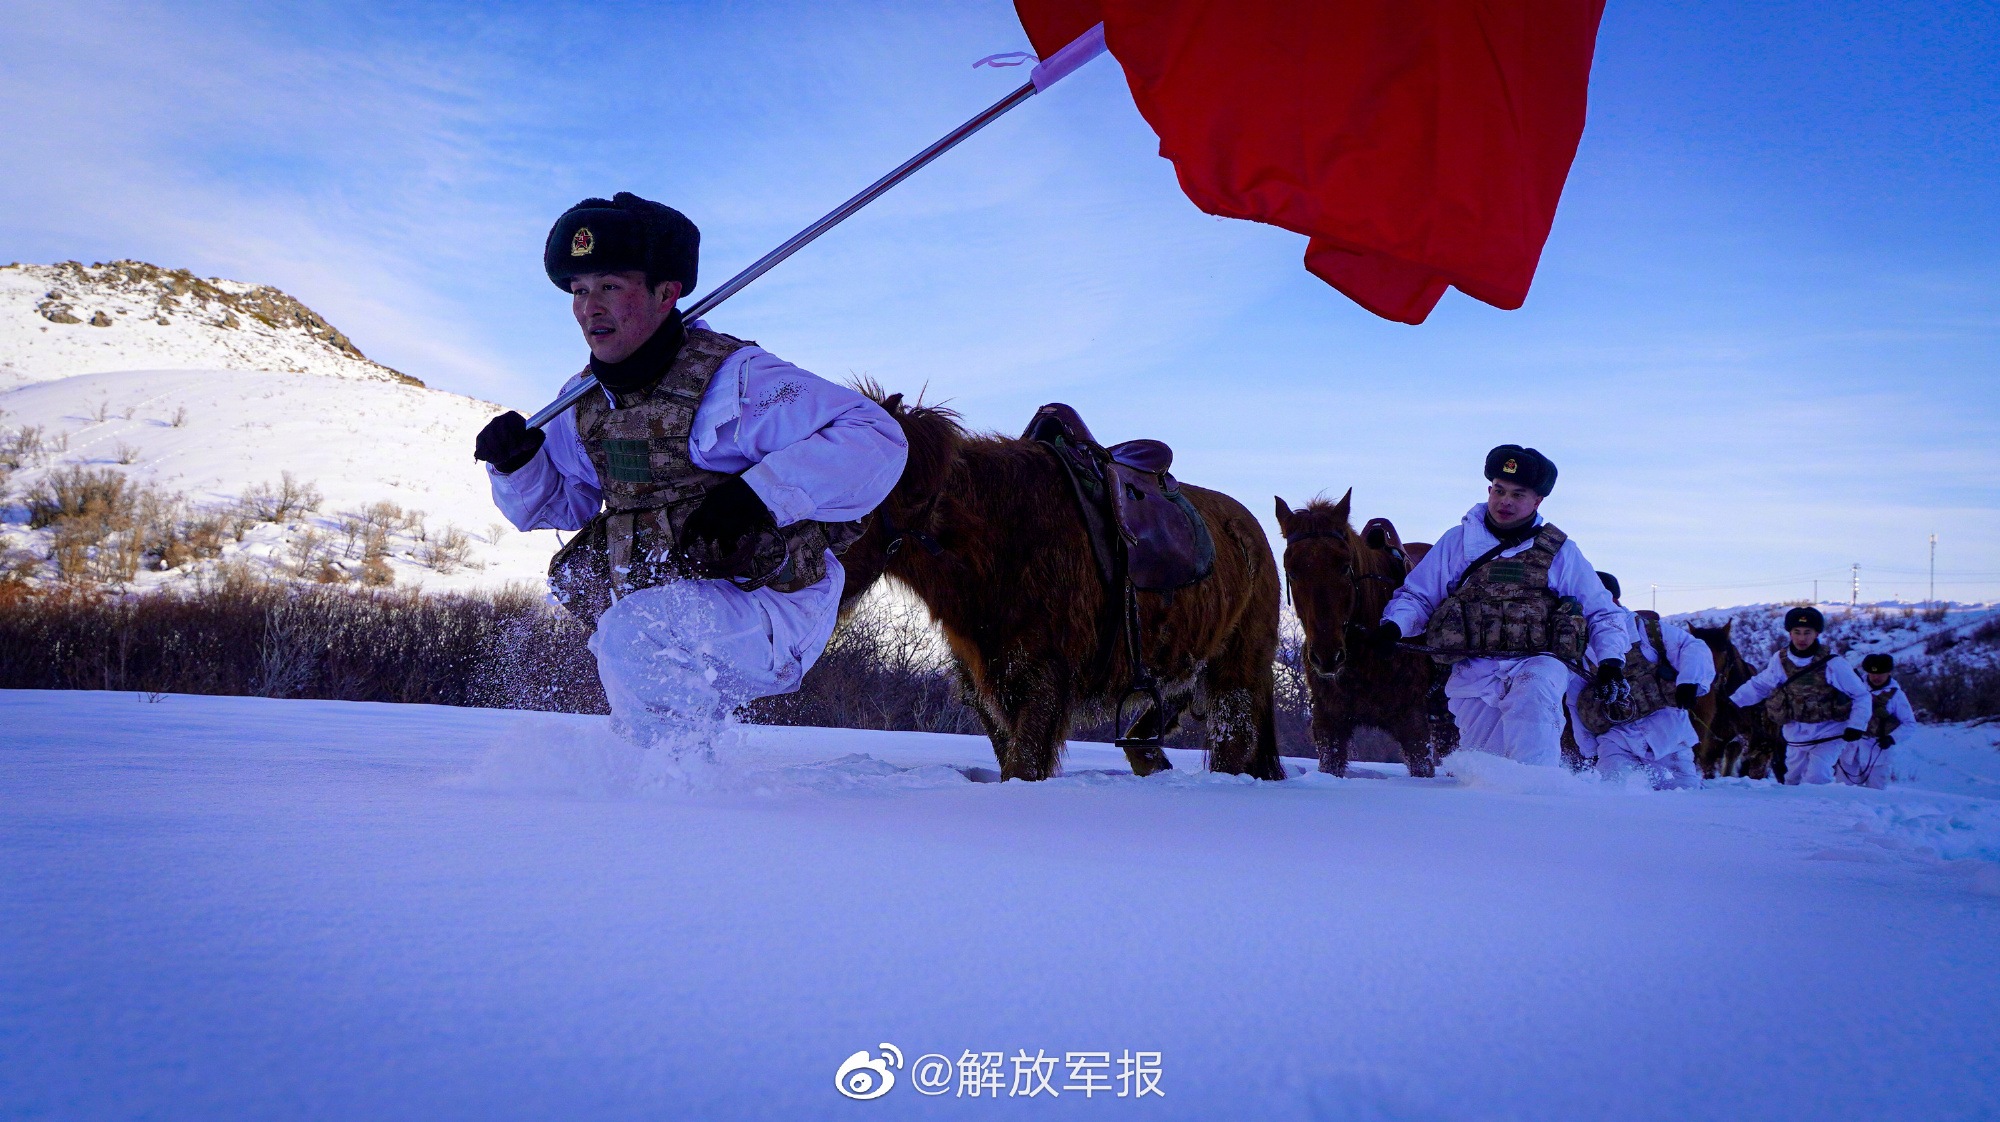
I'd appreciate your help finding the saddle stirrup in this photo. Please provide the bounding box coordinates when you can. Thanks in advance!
[1113,581,1166,753]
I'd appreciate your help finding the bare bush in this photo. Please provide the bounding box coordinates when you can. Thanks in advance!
[114,441,141,465]
[1,423,46,469]
[28,465,132,528]
[169,406,189,428]
[487,521,509,546]
[287,528,327,576]
[239,471,324,523]
[417,524,473,573]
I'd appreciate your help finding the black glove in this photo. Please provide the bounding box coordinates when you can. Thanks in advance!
[1842,727,1865,742]
[1675,683,1699,709]
[680,475,772,556]
[474,411,545,474]
[1367,620,1402,654]
[1880,734,1895,747]
[1592,659,1628,704]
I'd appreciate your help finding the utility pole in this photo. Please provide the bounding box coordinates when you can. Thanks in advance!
[1813,579,1818,605]
[1651,584,1658,614]
[1851,563,1859,609]
[1930,533,1937,610]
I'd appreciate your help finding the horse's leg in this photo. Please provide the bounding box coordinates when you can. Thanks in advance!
[1204,647,1284,780]
[1313,698,1355,777]
[993,657,1073,781]
[1390,706,1436,778]
[1117,693,1183,777]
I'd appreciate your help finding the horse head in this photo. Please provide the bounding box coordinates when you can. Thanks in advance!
[839,383,966,608]
[1276,489,1371,678]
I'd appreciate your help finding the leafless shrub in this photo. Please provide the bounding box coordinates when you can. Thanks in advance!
[1922,604,1949,624]
[1,423,46,469]
[287,528,327,576]
[90,397,112,423]
[486,521,509,545]
[359,556,395,587]
[336,516,366,559]
[361,500,404,528]
[28,465,132,529]
[169,406,189,428]
[239,471,324,523]
[417,524,472,573]
[113,441,141,465]
[120,403,137,421]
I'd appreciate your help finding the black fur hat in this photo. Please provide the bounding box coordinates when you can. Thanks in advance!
[1485,445,1557,496]
[1597,571,1620,601]
[1860,653,1894,675]
[1784,606,1826,632]
[545,192,699,293]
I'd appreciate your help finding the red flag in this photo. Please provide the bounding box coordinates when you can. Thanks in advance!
[1017,0,1606,324]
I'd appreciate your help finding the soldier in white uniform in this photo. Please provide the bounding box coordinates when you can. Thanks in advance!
[475,193,907,759]
[1728,606,1869,785]
[1836,653,1915,789]
[1371,446,1627,767]
[1566,572,1713,789]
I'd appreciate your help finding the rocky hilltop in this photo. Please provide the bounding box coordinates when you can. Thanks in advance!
[0,260,419,387]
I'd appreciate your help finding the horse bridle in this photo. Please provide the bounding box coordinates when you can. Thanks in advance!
[1282,528,1407,682]
[879,494,945,558]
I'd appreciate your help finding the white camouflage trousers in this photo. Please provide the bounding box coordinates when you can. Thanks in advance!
[1836,738,1894,789]
[1782,720,1848,785]
[1445,654,1574,768]
[587,558,843,758]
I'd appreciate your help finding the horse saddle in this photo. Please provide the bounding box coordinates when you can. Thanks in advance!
[1023,403,1215,592]
[1361,517,1430,573]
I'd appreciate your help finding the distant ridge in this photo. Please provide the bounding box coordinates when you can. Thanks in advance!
[0,260,419,388]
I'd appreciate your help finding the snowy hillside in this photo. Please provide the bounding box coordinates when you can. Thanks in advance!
[0,260,417,389]
[4,690,1998,1120]
[0,368,557,591]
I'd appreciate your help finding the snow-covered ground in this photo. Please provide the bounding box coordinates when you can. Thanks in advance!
[5,690,1998,1120]
[1,260,558,590]
[0,261,410,389]
[0,368,556,592]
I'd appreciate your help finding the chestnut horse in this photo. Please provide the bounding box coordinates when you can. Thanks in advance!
[839,392,1285,782]
[1275,491,1447,777]
[1685,621,1782,778]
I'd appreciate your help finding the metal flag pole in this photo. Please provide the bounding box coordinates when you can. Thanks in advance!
[525,24,1109,431]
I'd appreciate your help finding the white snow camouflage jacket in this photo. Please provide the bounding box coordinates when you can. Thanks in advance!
[1382,502,1629,667]
[486,320,907,537]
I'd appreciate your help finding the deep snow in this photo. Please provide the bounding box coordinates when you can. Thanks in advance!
[4,691,1998,1120]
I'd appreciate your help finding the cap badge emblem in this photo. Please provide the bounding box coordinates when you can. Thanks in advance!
[570,227,594,257]
[1503,458,1518,474]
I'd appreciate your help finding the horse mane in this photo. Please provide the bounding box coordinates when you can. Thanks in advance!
[851,378,965,506]
[1290,495,1358,543]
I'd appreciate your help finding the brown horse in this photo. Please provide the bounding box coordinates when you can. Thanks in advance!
[1275,491,1446,777]
[1685,621,1779,778]
[837,392,1285,782]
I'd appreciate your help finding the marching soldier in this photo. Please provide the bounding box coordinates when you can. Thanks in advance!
[1566,572,1712,789]
[1369,446,1627,767]
[1837,653,1915,789]
[1728,606,1869,784]
[475,193,907,761]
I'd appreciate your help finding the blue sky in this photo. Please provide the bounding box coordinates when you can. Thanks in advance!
[3,0,1995,612]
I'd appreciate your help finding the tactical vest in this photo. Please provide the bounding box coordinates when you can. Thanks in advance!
[1578,614,1679,735]
[1762,649,1851,725]
[1422,523,1588,666]
[1866,684,1904,740]
[547,328,866,623]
